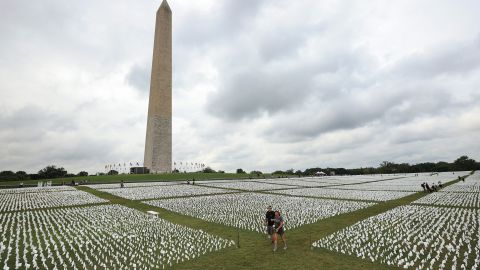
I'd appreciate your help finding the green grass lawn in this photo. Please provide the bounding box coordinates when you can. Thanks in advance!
[2,173,471,269]
[74,176,466,270]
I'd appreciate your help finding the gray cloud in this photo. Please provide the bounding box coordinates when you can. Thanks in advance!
[1,0,480,174]
[206,29,480,143]
[0,106,120,173]
[126,64,151,94]
[207,46,372,121]
[0,106,76,137]
[175,0,265,47]
[393,35,480,78]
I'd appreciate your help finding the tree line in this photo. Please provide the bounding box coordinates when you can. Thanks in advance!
[1,156,478,181]
[0,166,88,182]
[273,156,479,176]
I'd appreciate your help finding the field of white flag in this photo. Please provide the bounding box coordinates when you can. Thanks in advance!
[313,205,480,269]
[146,193,374,232]
[0,189,107,212]
[0,205,234,269]
[94,184,234,200]
[0,171,476,269]
[313,171,480,269]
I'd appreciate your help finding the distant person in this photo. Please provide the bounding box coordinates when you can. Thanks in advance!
[425,182,431,192]
[186,180,190,185]
[438,181,443,188]
[421,183,426,192]
[272,210,287,251]
[120,180,124,188]
[264,206,275,240]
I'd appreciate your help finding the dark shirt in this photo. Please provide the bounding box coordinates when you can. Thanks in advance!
[266,211,275,226]
[273,216,284,229]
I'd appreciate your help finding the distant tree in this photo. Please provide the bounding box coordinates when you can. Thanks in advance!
[0,171,15,176]
[15,171,30,180]
[172,169,180,173]
[218,170,225,173]
[294,170,302,176]
[334,168,348,175]
[236,168,246,174]
[303,168,322,175]
[285,169,294,175]
[38,165,68,179]
[397,163,412,173]
[250,170,262,175]
[454,156,477,171]
[77,171,88,177]
[107,170,119,175]
[298,155,478,177]
[435,161,451,172]
[412,162,436,173]
[29,174,41,180]
[272,170,285,175]
[0,171,17,181]
[202,167,216,173]
[378,161,397,174]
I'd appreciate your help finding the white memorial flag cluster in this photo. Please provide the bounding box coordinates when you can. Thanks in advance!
[298,175,394,185]
[270,187,414,202]
[197,181,295,191]
[252,178,338,188]
[0,186,76,194]
[96,184,234,200]
[442,185,480,193]
[0,190,107,212]
[86,181,181,190]
[313,205,480,269]
[441,172,480,193]
[326,184,420,192]
[413,192,480,208]
[146,193,374,233]
[0,205,234,269]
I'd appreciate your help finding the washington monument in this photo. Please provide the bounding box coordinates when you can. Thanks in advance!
[144,0,172,173]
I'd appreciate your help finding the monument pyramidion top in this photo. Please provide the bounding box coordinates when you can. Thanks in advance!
[158,0,171,12]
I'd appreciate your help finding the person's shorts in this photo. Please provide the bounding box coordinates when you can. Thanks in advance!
[275,228,285,236]
[267,226,274,235]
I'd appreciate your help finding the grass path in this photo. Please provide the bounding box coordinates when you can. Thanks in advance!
[76,176,466,270]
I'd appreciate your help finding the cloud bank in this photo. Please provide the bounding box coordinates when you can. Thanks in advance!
[1,0,479,173]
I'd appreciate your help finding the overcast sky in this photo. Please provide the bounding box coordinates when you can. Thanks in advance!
[1,0,480,174]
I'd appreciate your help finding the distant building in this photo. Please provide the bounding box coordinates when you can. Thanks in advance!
[130,167,150,174]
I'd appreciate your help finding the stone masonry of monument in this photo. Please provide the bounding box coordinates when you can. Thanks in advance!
[144,0,172,173]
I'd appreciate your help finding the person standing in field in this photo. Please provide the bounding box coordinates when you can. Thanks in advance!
[265,206,275,240]
[272,210,287,251]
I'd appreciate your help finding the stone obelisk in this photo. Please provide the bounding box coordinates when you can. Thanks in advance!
[144,0,172,173]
